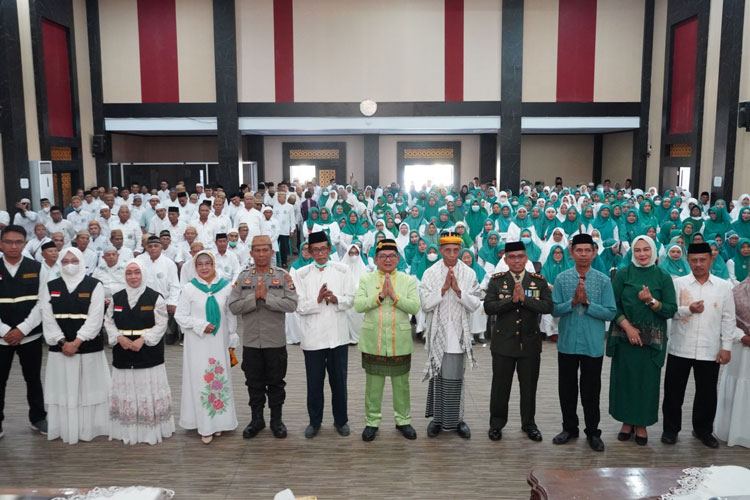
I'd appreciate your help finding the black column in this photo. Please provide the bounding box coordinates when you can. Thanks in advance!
[632,0,654,190]
[245,135,264,183]
[711,0,745,202]
[500,0,523,192]
[364,135,379,187]
[479,133,498,184]
[213,0,241,191]
[593,134,603,185]
[86,0,110,186]
[0,0,32,202]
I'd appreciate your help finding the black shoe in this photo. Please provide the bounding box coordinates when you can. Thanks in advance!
[427,420,441,437]
[617,428,634,441]
[552,430,578,445]
[334,423,350,436]
[242,419,266,439]
[693,431,719,449]
[165,334,176,345]
[30,419,48,436]
[270,420,287,439]
[525,427,543,442]
[304,425,319,439]
[587,435,605,452]
[488,428,502,441]
[362,426,378,441]
[396,424,417,440]
[456,422,471,439]
[661,432,677,445]
[634,435,648,446]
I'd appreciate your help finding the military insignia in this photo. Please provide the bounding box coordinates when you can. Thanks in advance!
[283,275,292,281]
[269,268,274,274]
[251,268,256,275]
[529,282,538,289]
[272,279,281,285]
[244,279,251,285]
[288,283,295,290]
[492,272,506,279]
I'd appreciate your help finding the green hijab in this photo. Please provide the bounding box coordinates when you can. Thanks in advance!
[658,243,690,277]
[541,244,569,285]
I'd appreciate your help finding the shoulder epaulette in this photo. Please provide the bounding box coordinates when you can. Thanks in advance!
[492,272,507,279]
[530,272,544,279]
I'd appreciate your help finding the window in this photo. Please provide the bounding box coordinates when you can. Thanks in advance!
[290,165,316,184]
[403,164,454,191]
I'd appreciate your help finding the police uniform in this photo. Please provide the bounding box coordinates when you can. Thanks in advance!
[484,270,553,439]
[228,263,298,437]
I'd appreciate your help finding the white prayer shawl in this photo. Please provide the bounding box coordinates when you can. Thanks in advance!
[419,260,480,382]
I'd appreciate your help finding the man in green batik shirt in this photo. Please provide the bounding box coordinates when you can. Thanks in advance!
[354,238,421,442]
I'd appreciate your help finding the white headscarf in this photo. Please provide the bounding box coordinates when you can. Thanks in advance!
[123,259,147,308]
[631,235,657,268]
[395,222,410,250]
[341,243,367,283]
[57,247,87,292]
[540,227,569,263]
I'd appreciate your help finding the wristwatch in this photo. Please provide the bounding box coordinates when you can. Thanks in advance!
[57,338,66,348]
[647,299,656,307]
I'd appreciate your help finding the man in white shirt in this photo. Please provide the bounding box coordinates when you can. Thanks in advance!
[92,246,125,300]
[87,220,108,256]
[235,193,263,239]
[193,202,217,251]
[66,196,90,233]
[95,206,113,239]
[109,205,141,251]
[227,228,250,268]
[36,198,52,227]
[157,181,171,202]
[662,242,739,449]
[46,206,76,246]
[140,195,161,230]
[260,206,279,254]
[147,205,169,236]
[295,231,354,438]
[136,235,181,344]
[74,231,98,275]
[0,225,47,437]
[213,233,241,283]
[164,207,186,244]
[176,192,195,222]
[159,230,184,267]
[210,198,232,236]
[12,198,37,238]
[274,191,296,268]
[109,229,134,262]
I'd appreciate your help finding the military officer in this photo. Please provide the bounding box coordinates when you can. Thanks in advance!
[228,235,298,440]
[484,241,553,442]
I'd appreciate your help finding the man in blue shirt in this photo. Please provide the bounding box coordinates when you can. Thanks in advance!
[551,233,616,451]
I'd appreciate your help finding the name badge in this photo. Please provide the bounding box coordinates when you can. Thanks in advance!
[22,273,38,279]
[78,293,91,298]
[140,305,154,311]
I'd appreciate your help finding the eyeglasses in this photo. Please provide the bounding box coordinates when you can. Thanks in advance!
[310,247,329,254]
[505,254,526,260]
[378,254,399,261]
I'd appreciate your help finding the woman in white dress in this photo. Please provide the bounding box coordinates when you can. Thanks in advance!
[460,248,489,344]
[105,259,174,445]
[285,241,313,344]
[41,247,110,444]
[175,250,239,444]
[715,272,750,447]
[340,243,367,343]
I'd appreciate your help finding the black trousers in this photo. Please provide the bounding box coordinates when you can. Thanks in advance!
[557,352,603,437]
[242,346,288,416]
[489,352,540,431]
[303,345,348,428]
[278,235,290,266]
[662,354,720,437]
[0,337,46,425]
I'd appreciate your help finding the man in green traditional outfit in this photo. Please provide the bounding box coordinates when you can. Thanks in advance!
[354,238,421,441]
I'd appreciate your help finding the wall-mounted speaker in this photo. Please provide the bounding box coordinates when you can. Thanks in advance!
[92,134,106,155]
[739,102,749,131]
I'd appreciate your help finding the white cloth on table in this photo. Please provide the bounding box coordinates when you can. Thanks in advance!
[174,275,239,436]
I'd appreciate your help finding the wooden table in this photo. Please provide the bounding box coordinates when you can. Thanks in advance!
[528,467,686,500]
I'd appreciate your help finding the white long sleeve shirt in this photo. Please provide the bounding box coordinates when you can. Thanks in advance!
[214,250,241,283]
[295,262,353,350]
[109,219,142,250]
[273,203,296,236]
[40,281,105,345]
[92,261,126,300]
[46,219,76,246]
[135,254,181,306]
[670,273,742,361]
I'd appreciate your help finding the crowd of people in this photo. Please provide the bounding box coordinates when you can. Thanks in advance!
[0,175,749,451]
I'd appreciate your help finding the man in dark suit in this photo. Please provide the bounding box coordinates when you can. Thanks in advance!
[484,241,553,442]
[300,191,318,222]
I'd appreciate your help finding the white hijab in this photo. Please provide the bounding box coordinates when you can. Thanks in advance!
[395,222,410,250]
[57,247,87,292]
[123,259,147,308]
[631,235,657,268]
[341,243,367,282]
[540,227,569,263]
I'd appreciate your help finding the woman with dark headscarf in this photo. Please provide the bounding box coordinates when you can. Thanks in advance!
[175,251,239,444]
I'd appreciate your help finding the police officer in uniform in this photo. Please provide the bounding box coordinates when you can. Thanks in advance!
[228,235,298,439]
[484,241,553,442]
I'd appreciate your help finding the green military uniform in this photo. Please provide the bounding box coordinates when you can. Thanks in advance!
[353,270,420,427]
[484,270,553,432]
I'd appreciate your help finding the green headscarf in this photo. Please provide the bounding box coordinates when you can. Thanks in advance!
[291,242,313,270]
[732,238,750,282]
[731,207,750,239]
[560,207,583,236]
[658,243,690,278]
[464,197,488,239]
[478,231,501,266]
[460,248,486,284]
[541,244,569,285]
[404,230,420,264]
[707,240,730,280]
[592,205,617,240]
[412,244,440,280]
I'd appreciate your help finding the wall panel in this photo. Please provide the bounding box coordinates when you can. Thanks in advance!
[593,0,644,102]
[17,1,41,160]
[176,0,216,102]
[698,0,723,195]
[520,134,594,186]
[464,0,501,101]
[602,131,634,185]
[293,0,444,102]
[236,0,275,102]
[523,0,558,102]
[73,0,96,186]
[645,0,668,189]
[733,3,750,198]
[263,135,364,184]
[99,0,141,103]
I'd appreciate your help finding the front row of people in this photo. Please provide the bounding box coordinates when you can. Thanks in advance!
[0,225,744,450]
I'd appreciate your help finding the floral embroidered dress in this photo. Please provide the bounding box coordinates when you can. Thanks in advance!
[175,275,239,435]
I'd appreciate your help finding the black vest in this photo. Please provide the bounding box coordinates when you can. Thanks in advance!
[48,276,103,354]
[111,287,164,369]
[0,258,42,336]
